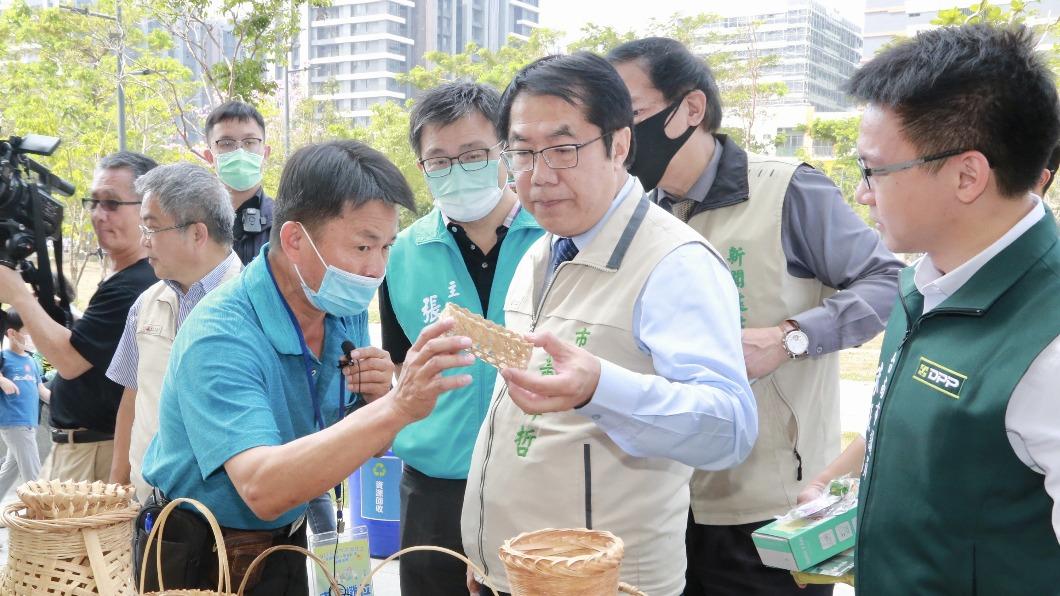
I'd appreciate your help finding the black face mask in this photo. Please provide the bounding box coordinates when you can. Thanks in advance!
[629,94,697,192]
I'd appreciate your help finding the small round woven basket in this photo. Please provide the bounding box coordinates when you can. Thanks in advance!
[498,528,645,595]
[17,479,136,520]
[0,498,140,595]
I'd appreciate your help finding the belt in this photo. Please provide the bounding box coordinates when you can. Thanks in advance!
[51,428,114,444]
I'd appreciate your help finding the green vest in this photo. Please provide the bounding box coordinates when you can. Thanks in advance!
[386,207,542,479]
[856,212,1060,595]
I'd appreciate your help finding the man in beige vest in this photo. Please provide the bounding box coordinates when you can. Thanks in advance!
[106,163,242,501]
[462,53,757,596]
[608,38,904,595]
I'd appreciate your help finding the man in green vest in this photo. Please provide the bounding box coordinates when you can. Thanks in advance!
[607,38,904,596]
[845,24,1060,594]
[378,81,543,595]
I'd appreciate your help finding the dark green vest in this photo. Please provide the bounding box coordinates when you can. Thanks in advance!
[856,211,1060,595]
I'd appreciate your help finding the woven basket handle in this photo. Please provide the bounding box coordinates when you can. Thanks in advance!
[354,545,500,596]
[138,497,232,594]
[235,544,342,595]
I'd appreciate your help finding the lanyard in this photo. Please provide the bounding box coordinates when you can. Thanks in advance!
[264,253,352,431]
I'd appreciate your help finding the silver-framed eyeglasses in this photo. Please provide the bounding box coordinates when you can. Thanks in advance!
[214,137,264,153]
[139,222,192,240]
[419,141,503,178]
[857,149,966,190]
[500,134,606,173]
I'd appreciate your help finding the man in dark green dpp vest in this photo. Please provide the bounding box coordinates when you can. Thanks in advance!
[843,25,1060,594]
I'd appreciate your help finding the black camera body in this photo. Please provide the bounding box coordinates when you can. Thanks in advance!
[0,133,76,326]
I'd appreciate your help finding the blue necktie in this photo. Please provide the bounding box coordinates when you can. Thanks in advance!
[549,237,579,274]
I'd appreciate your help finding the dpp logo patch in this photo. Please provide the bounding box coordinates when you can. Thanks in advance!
[913,356,967,399]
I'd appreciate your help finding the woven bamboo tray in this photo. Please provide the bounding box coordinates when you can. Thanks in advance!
[17,479,136,519]
[0,499,140,595]
[499,528,645,595]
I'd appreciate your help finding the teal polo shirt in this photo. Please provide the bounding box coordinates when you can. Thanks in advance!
[142,244,370,530]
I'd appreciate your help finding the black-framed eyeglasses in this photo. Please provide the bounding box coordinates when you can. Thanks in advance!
[138,222,192,240]
[500,134,607,173]
[857,149,967,190]
[214,137,264,153]
[419,141,503,178]
[82,198,142,212]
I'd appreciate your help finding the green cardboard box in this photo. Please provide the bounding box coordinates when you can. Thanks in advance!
[751,504,857,571]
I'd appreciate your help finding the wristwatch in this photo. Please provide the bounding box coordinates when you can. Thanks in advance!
[781,319,809,359]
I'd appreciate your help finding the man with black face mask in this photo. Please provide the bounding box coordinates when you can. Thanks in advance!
[608,38,904,596]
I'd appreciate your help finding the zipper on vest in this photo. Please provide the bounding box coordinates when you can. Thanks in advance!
[475,383,507,577]
[858,299,984,572]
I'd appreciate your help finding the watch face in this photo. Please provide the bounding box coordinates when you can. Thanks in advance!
[785,330,810,356]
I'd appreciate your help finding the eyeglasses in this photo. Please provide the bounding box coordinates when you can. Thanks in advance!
[138,222,192,240]
[857,149,967,190]
[500,134,607,173]
[213,137,264,153]
[82,198,142,212]
[419,141,503,178]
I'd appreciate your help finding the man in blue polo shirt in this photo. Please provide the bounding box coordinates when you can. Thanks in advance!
[141,140,475,595]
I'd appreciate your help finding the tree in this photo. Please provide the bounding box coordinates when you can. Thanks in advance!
[0,0,193,291]
[141,0,329,157]
[793,116,868,220]
[711,20,787,152]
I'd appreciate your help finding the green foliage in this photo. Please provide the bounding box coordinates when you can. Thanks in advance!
[0,0,195,285]
[796,116,869,221]
[347,102,429,229]
[400,28,563,91]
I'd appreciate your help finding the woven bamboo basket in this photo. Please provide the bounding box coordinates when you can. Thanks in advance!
[139,497,234,596]
[355,545,501,596]
[0,498,140,595]
[17,479,136,519]
[498,528,646,596]
[236,545,342,595]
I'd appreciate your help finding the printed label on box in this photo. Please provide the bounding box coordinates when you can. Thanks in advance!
[835,521,853,542]
[818,529,837,551]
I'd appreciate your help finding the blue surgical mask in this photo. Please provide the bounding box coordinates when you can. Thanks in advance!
[424,159,504,222]
[293,223,383,317]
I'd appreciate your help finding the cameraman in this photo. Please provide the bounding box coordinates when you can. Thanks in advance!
[0,151,159,482]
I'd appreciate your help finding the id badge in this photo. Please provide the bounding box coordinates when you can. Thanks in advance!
[309,523,373,595]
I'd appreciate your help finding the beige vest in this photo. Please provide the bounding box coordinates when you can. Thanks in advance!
[687,155,841,525]
[462,182,712,596]
[129,260,242,501]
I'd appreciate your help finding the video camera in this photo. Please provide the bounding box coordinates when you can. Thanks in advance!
[0,133,75,327]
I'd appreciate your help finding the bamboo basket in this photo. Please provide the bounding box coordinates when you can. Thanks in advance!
[498,528,646,596]
[0,497,139,595]
[17,479,136,520]
[355,545,501,596]
[139,497,234,596]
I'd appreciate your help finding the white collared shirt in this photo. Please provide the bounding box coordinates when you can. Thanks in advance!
[913,197,1060,542]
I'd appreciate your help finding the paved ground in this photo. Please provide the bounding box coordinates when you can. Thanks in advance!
[0,322,871,594]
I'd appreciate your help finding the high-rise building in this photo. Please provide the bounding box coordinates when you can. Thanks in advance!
[863,0,1060,58]
[288,0,540,125]
[699,0,862,112]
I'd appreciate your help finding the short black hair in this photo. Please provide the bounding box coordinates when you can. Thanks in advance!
[270,140,417,244]
[409,81,502,156]
[5,308,23,331]
[97,151,158,182]
[205,100,267,142]
[846,24,1060,197]
[498,52,636,167]
[607,37,724,133]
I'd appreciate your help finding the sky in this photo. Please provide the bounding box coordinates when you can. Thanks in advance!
[537,0,868,45]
